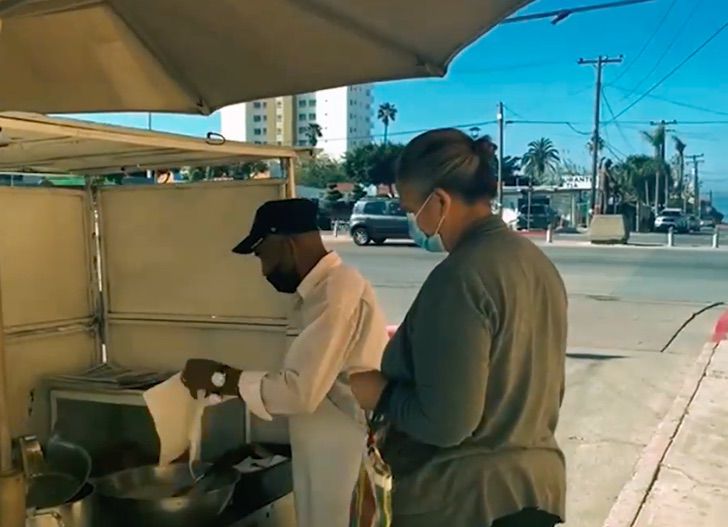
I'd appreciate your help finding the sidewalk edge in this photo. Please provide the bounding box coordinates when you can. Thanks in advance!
[602,331,722,526]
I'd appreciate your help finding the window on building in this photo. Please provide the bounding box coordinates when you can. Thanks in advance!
[299,100,306,108]
[253,102,262,109]
[253,115,262,122]
[308,100,316,107]
[276,114,282,122]
[308,113,316,120]
[253,128,262,135]
[298,126,307,133]
[299,113,306,120]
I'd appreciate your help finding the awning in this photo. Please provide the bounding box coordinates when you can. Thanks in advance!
[0,0,532,114]
[0,112,298,175]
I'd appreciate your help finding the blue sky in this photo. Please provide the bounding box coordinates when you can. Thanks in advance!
[75,0,728,205]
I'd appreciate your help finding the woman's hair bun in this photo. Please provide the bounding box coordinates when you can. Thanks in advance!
[472,135,496,159]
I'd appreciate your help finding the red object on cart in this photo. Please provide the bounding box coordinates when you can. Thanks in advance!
[714,310,728,343]
[386,325,398,339]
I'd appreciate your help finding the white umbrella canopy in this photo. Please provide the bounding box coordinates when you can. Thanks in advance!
[0,0,532,114]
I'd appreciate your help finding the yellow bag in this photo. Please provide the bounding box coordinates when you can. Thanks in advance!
[350,429,392,527]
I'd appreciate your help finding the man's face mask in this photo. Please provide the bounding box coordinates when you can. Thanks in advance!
[263,239,302,294]
[407,193,447,253]
[265,266,301,294]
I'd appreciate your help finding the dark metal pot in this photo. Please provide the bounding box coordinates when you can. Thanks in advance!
[94,463,240,527]
[27,483,95,527]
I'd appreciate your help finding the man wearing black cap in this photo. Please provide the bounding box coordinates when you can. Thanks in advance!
[181,198,389,527]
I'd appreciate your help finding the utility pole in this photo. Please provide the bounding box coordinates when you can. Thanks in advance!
[497,102,505,216]
[686,154,705,218]
[147,113,154,182]
[649,120,677,208]
[578,55,623,222]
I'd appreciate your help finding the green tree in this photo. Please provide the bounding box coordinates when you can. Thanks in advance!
[324,183,343,204]
[377,102,398,143]
[297,157,346,188]
[343,143,405,195]
[611,155,670,205]
[497,155,521,185]
[641,124,672,208]
[586,136,605,156]
[350,183,368,202]
[305,122,323,147]
[522,138,560,184]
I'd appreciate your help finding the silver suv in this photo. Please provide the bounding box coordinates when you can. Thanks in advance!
[349,198,410,246]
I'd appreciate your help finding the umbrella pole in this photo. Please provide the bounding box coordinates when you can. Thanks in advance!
[0,265,25,527]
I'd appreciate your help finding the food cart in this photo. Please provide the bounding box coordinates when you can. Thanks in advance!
[0,112,302,525]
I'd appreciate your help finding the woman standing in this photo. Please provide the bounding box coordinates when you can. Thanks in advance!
[350,129,567,527]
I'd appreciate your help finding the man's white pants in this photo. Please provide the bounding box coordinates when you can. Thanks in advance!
[288,398,366,527]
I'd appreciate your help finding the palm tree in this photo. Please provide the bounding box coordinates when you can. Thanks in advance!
[673,136,687,210]
[522,138,560,184]
[642,124,666,210]
[501,156,521,181]
[305,122,323,148]
[587,136,605,156]
[377,103,397,143]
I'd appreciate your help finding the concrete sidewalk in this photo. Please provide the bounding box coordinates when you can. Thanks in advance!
[604,309,728,527]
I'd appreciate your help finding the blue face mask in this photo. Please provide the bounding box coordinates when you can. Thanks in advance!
[407,194,447,253]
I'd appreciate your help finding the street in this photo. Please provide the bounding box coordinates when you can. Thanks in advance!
[330,239,728,527]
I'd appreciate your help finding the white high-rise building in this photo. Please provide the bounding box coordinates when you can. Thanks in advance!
[219,85,374,158]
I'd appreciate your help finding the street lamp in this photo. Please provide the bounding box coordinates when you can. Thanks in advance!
[469,126,481,139]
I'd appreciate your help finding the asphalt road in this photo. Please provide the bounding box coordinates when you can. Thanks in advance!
[330,239,728,527]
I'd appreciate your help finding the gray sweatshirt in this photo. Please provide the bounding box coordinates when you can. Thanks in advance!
[376,215,567,527]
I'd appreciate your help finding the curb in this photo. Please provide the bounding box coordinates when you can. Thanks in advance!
[602,310,726,527]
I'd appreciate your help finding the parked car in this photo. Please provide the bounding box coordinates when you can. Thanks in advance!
[654,208,689,233]
[349,198,410,246]
[701,216,717,229]
[686,215,702,232]
[516,204,560,230]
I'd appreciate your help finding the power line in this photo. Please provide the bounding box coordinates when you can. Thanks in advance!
[508,120,592,135]
[622,0,705,98]
[503,104,528,120]
[601,88,636,151]
[607,85,728,117]
[454,60,565,75]
[304,119,499,145]
[609,0,679,85]
[609,21,728,121]
[603,140,627,161]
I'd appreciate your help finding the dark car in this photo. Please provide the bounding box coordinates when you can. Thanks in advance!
[686,215,702,232]
[349,198,410,246]
[516,204,560,230]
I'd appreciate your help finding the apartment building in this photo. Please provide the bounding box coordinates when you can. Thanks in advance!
[220,85,374,158]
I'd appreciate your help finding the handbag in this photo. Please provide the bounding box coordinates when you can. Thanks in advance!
[349,422,392,527]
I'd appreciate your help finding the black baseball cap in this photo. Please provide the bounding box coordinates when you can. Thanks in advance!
[232,198,319,254]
